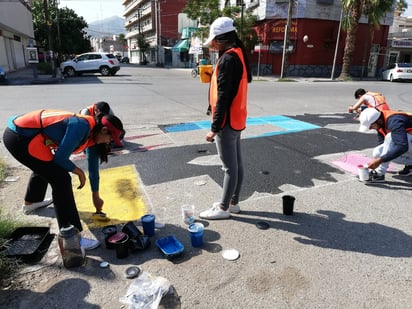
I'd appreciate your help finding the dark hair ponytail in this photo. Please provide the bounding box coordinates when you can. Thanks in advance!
[216,30,252,83]
[235,37,252,83]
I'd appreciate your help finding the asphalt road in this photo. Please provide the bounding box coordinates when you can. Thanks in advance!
[0,66,411,308]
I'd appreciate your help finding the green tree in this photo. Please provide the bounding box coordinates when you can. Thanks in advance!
[338,0,395,80]
[395,0,408,15]
[31,0,91,57]
[182,0,257,49]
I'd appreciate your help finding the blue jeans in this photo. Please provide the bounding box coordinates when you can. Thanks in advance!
[373,132,412,175]
[215,125,244,209]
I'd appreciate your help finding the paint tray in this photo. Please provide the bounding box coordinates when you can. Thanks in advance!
[155,235,184,259]
[3,227,50,259]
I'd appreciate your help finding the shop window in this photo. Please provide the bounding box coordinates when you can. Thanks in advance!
[269,41,295,54]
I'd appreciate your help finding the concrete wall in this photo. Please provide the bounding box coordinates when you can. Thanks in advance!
[0,1,34,72]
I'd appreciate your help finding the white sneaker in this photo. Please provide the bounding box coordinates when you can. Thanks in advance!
[229,203,240,214]
[199,203,230,220]
[80,237,100,250]
[22,198,53,215]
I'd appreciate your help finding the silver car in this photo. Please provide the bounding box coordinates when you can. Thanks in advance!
[60,52,120,77]
[382,63,412,82]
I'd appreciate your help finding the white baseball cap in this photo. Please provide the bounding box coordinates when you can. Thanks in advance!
[358,108,381,132]
[204,17,236,46]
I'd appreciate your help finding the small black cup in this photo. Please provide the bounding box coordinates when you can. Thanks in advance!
[282,195,295,215]
[115,234,129,259]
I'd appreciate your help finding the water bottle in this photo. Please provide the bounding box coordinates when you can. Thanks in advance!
[58,225,85,268]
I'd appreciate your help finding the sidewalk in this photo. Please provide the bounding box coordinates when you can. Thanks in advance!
[4,67,63,85]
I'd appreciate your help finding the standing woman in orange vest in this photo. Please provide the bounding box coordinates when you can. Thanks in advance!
[199,17,252,220]
[3,110,124,249]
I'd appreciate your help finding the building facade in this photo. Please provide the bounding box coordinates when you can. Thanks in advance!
[123,0,189,66]
[235,0,394,78]
[386,14,412,67]
[0,0,35,72]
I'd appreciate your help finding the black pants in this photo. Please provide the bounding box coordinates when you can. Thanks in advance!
[3,128,82,231]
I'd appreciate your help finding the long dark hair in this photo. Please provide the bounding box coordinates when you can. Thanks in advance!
[91,114,124,163]
[215,30,252,83]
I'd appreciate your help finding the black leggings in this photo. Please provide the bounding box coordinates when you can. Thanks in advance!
[3,128,82,231]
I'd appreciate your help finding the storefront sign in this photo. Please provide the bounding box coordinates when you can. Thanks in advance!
[272,20,298,34]
[392,40,412,49]
[26,47,39,64]
[254,45,269,52]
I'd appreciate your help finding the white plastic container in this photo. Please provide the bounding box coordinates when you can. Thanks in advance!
[357,165,370,182]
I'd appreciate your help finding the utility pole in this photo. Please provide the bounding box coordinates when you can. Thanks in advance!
[240,0,245,41]
[155,0,162,66]
[331,9,343,80]
[44,0,56,77]
[280,0,293,79]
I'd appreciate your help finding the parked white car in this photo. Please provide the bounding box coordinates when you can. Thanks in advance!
[381,63,412,82]
[60,52,120,77]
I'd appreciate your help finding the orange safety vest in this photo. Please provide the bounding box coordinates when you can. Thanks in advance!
[366,92,390,111]
[209,47,248,130]
[13,109,96,161]
[377,110,412,137]
[83,104,96,116]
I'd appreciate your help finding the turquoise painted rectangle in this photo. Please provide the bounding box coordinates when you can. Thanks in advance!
[165,120,210,132]
[164,115,320,135]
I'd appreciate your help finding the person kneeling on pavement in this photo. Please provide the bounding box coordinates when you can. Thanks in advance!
[358,108,412,182]
[3,110,124,250]
[80,101,125,149]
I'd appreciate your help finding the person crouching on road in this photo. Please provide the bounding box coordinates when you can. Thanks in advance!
[199,17,252,220]
[358,108,412,182]
[3,110,124,250]
[349,88,390,117]
[80,101,125,149]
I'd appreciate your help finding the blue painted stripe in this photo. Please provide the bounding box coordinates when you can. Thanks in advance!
[164,116,320,136]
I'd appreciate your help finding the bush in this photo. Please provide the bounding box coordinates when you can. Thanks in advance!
[0,159,23,287]
[0,209,23,287]
[36,62,54,74]
[0,157,6,181]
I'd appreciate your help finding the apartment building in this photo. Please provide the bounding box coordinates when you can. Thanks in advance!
[123,0,189,65]
[387,15,412,66]
[0,0,35,72]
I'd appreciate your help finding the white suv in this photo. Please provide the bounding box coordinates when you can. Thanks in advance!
[60,52,120,77]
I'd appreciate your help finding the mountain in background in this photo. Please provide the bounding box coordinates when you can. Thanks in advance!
[86,16,126,38]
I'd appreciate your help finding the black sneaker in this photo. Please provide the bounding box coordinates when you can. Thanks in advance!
[366,170,385,183]
[398,165,412,176]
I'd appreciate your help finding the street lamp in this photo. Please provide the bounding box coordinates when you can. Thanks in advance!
[240,0,245,41]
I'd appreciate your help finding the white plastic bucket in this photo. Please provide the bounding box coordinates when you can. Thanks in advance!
[357,165,369,181]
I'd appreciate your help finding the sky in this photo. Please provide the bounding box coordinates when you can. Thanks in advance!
[59,0,412,24]
[58,0,124,23]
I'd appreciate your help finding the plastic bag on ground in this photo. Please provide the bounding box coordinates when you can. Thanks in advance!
[120,271,171,309]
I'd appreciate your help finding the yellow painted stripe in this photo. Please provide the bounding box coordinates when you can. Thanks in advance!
[73,165,147,230]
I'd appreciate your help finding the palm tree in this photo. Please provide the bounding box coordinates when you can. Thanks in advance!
[360,0,395,77]
[338,0,396,80]
[395,0,408,16]
[338,0,363,80]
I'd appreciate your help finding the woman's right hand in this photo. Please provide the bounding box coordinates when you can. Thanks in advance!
[73,167,86,189]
